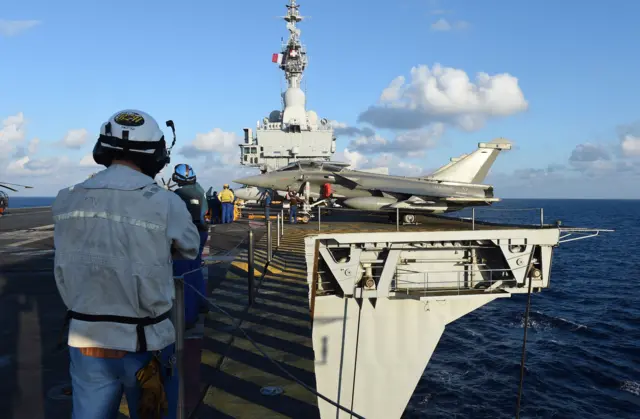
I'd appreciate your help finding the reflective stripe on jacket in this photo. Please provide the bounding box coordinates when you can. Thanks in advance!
[52,164,200,352]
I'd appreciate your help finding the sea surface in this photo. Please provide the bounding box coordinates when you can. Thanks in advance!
[4,196,55,208]
[405,199,640,419]
[6,197,640,418]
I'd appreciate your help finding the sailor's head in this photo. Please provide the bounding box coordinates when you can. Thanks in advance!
[223,184,229,189]
[172,163,196,186]
[92,109,170,178]
[213,191,218,196]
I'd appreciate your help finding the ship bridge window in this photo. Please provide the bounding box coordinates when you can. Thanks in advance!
[251,147,257,154]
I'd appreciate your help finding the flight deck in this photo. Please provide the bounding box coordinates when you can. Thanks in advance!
[0,205,548,419]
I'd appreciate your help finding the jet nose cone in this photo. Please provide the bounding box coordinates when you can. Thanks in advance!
[234,175,268,188]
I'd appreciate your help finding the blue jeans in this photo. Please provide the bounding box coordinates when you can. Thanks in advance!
[197,230,209,312]
[265,206,270,221]
[221,203,233,223]
[173,256,202,326]
[290,206,297,223]
[69,344,178,419]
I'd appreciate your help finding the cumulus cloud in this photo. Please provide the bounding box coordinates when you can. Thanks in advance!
[0,112,27,156]
[79,154,100,168]
[6,156,70,177]
[333,148,425,177]
[430,18,469,32]
[568,143,617,175]
[179,128,240,159]
[334,148,369,169]
[621,134,640,157]
[60,128,89,149]
[0,19,41,37]
[348,123,445,157]
[331,121,376,138]
[368,154,425,177]
[569,143,611,162]
[358,64,528,132]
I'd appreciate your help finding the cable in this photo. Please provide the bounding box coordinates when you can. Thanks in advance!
[515,264,534,418]
[174,275,366,419]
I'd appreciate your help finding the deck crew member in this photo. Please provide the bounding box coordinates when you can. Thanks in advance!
[264,189,272,222]
[171,163,210,325]
[288,189,299,224]
[208,191,221,224]
[52,109,200,419]
[219,184,234,223]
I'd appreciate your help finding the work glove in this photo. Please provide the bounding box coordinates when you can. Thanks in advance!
[135,355,169,419]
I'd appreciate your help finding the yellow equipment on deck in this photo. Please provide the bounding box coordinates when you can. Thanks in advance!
[234,200,243,221]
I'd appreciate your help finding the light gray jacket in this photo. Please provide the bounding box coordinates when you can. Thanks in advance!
[52,164,200,352]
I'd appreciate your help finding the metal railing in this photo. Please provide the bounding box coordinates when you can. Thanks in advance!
[470,207,546,230]
[171,217,366,419]
[308,204,548,233]
[313,261,532,297]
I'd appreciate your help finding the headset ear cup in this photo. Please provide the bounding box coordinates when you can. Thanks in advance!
[92,140,111,167]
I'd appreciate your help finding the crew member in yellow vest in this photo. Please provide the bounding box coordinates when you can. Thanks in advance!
[219,184,235,223]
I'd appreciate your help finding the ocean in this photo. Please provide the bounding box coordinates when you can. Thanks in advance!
[4,196,55,208]
[407,199,640,419]
[5,197,639,418]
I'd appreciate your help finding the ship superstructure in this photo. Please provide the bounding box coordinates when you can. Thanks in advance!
[239,0,336,173]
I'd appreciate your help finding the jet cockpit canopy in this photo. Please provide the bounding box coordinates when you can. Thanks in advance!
[279,160,351,172]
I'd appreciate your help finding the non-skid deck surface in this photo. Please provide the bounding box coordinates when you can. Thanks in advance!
[196,216,506,418]
[198,223,319,419]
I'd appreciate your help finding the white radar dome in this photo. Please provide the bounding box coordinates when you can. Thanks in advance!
[284,87,306,108]
[306,110,318,126]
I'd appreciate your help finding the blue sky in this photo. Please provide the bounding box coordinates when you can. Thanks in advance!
[1,0,640,198]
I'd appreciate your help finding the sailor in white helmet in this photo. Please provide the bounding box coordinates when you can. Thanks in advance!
[52,109,200,419]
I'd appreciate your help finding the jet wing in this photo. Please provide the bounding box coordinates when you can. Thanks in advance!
[445,197,501,203]
[332,173,360,189]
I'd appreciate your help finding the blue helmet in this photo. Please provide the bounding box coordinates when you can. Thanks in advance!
[172,163,196,185]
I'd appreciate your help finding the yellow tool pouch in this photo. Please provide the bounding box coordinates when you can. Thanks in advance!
[135,354,169,419]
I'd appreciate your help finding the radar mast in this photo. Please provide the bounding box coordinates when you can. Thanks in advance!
[239,1,336,173]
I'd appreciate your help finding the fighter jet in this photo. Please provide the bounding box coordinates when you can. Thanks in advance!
[233,185,288,203]
[234,138,512,223]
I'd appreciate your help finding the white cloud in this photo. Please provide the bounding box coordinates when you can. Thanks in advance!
[335,148,369,169]
[368,154,425,177]
[431,18,451,31]
[347,123,445,157]
[430,18,469,32]
[621,134,640,157]
[0,112,27,156]
[79,154,99,168]
[0,19,41,37]
[330,120,376,138]
[28,138,40,154]
[333,148,425,177]
[179,128,240,159]
[62,128,89,149]
[358,64,528,131]
[6,156,70,177]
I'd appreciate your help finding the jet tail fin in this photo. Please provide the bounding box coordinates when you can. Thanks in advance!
[428,138,512,184]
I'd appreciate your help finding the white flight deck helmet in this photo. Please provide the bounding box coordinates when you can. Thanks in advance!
[92,109,176,178]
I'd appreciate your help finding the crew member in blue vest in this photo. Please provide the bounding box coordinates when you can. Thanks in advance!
[172,163,210,326]
[264,189,272,222]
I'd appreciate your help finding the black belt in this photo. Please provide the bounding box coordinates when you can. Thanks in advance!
[58,309,172,353]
